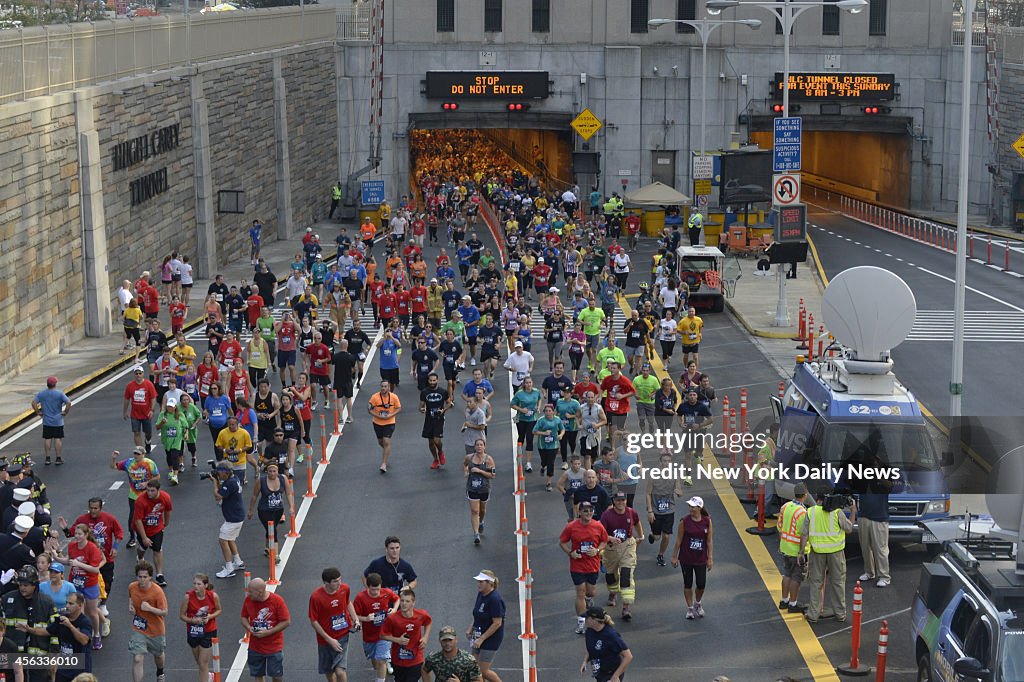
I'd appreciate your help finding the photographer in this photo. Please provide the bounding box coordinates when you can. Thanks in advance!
[799,492,855,624]
[210,464,245,579]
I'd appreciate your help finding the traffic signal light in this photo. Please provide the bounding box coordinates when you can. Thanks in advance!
[862,105,891,115]
[442,102,459,111]
[771,104,800,113]
[506,103,530,112]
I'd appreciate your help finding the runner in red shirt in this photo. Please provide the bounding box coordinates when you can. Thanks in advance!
[228,362,251,408]
[573,370,600,402]
[533,260,553,296]
[123,367,158,452]
[411,216,426,247]
[368,277,387,326]
[308,567,360,679]
[394,286,411,327]
[409,284,428,319]
[402,242,422,268]
[353,574,400,680]
[142,282,160,319]
[169,296,187,335]
[65,523,107,647]
[246,289,265,332]
[133,479,173,585]
[381,590,432,680]
[276,314,299,388]
[304,333,333,410]
[600,362,636,446]
[624,210,642,248]
[241,578,291,678]
[197,353,220,401]
[217,331,244,372]
[378,286,397,328]
[559,501,610,634]
[61,498,124,618]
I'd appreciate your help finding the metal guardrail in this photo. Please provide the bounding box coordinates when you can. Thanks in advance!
[0,5,338,104]
[335,3,369,41]
[952,21,1024,64]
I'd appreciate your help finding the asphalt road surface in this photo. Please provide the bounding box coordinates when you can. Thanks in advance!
[2,224,945,681]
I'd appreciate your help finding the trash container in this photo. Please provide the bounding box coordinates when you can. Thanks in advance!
[359,207,379,227]
[642,209,665,237]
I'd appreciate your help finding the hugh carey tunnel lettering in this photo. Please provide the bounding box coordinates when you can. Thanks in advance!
[130,168,169,207]
[112,123,181,172]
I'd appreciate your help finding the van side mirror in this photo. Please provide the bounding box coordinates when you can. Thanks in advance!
[953,657,991,681]
[768,395,783,424]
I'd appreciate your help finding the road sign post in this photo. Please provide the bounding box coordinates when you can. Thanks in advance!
[571,108,603,141]
[772,173,801,206]
[692,154,713,213]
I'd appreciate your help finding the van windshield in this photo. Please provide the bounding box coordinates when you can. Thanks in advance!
[819,422,940,472]
[1001,633,1023,682]
[678,257,718,273]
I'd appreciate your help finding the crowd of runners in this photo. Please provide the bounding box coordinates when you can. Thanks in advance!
[0,131,747,682]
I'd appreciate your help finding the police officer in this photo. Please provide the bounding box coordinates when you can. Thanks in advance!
[687,210,703,246]
[329,181,343,220]
[800,492,855,624]
[776,482,810,614]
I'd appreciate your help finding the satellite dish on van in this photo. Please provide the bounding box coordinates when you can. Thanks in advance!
[987,445,1024,535]
[821,266,917,361]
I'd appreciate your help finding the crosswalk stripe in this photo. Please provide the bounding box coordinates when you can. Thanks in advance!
[905,309,1024,342]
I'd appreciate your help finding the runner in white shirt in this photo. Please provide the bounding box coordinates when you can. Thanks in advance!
[613,252,631,291]
[658,310,679,369]
[179,257,194,306]
[503,341,535,391]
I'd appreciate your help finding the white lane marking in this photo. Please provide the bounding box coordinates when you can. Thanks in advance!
[818,607,912,640]
[908,262,915,267]
[222,325,385,682]
[874,248,882,253]
[884,253,892,257]
[853,241,861,245]
[508,374,531,677]
[109,481,123,490]
[896,258,903,262]
[845,238,852,242]
[1009,271,1024,279]
[915,266,1024,313]
[985,263,1003,270]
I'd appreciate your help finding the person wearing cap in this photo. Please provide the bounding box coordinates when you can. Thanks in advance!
[155,396,187,486]
[0,515,37,573]
[532,256,553,299]
[503,339,534,393]
[422,624,482,682]
[671,496,714,620]
[37,554,75,611]
[31,376,71,466]
[581,606,632,682]
[676,388,712,486]
[776,482,811,614]
[456,295,481,367]
[2,563,59,667]
[133,479,173,587]
[124,366,158,453]
[110,448,159,549]
[560,499,610,635]
[210,463,245,579]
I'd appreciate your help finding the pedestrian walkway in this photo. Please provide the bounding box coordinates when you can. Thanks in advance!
[0,219,352,436]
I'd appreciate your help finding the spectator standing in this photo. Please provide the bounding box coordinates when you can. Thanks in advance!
[211,464,245,579]
[31,376,71,466]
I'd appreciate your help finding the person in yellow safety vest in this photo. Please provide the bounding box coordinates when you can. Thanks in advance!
[329,181,343,220]
[799,492,855,624]
[687,211,704,246]
[776,482,811,614]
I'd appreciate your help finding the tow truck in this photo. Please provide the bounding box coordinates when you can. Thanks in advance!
[911,515,1024,681]
[771,267,950,546]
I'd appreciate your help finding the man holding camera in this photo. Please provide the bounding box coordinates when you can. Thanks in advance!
[799,492,855,624]
[211,463,246,579]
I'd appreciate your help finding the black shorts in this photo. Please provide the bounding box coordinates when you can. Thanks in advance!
[681,563,707,590]
[335,382,354,399]
[187,629,217,649]
[571,571,599,586]
[310,373,331,387]
[481,348,500,362]
[140,531,164,553]
[380,367,400,387]
[682,344,699,354]
[651,512,675,535]
[516,421,535,451]
[42,425,64,439]
[100,561,115,594]
[373,423,395,440]
[443,364,459,381]
[467,489,490,502]
[172,274,182,282]
[421,418,445,439]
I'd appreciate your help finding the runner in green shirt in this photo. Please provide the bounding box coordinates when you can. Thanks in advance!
[256,307,277,371]
[155,400,188,485]
[577,301,606,372]
[180,394,202,468]
[631,363,661,435]
[532,404,565,489]
[596,337,626,375]
[442,315,467,344]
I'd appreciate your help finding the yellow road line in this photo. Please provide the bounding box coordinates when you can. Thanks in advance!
[614,295,842,682]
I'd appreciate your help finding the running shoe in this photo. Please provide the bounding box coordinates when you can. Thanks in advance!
[430,460,440,470]
[787,604,808,614]
[345,417,353,424]
[876,579,890,588]
[155,574,167,587]
[656,555,666,567]
[470,358,477,366]
[92,635,102,650]
[379,465,387,474]
[192,456,198,467]
[648,533,656,544]
[621,607,632,622]
[55,457,64,466]
[126,538,137,549]
[324,400,330,409]
[232,558,245,570]
[686,607,695,620]
[168,471,178,486]
[101,619,111,637]
[479,521,484,533]
[178,462,185,472]
[311,402,317,412]
[574,622,586,635]
[545,484,552,492]
[439,451,446,466]
[216,566,236,579]
[858,573,874,582]
[695,603,704,618]
[297,453,305,464]
[779,600,789,610]
[562,462,569,470]
[525,463,533,473]
[100,605,109,617]
[44,456,51,466]
[474,534,481,545]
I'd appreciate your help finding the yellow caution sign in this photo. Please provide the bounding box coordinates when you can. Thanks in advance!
[571,108,603,141]
[1014,132,1024,161]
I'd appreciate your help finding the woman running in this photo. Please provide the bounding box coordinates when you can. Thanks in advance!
[464,439,496,545]
[203,383,233,452]
[277,392,304,472]
[658,309,678,368]
[581,607,633,682]
[566,320,587,382]
[196,351,220,404]
[468,570,506,682]
[63,524,107,650]
[248,462,294,561]
[680,360,701,392]
[671,496,714,620]
[545,309,566,372]
[285,373,314,463]
[180,572,222,682]
[510,376,542,473]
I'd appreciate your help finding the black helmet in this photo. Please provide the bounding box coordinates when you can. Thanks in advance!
[17,565,38,585]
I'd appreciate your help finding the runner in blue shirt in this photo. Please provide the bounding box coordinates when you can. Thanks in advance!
[457,244,474,281]
[458,297,482,367]
[461,368,494,403]
[377,334,402,388]
[249,220,262,264]
[510,378,542,473]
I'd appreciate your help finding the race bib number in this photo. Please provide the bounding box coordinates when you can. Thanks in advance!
[252,620,270,633]
[164,426,177,438]
[134,389,147,403]
[591,659,602,675]
[372,611,386,626]
[314,360,324,368]
[613,529,627,541]
[281,336,292,344]
[523,408,534,418]
[579,541,594,555]
[398,646,415,661]
[133,615,148,631]
[71,572,86,589]
[331,614,349,631]
[383,348,392,357]
[607,400,620,412]
[516,371,528,382]
[189,623,206,637]
[358,353,366,361]
[212,407,224,418]
[471,477,482,489]
[60,642,74,655]
[657,498,671,514]
[688,332,697,341]
[689,537,704,552]
[378,410,390,418]
[145,514,159,527]
[251,350,261,360]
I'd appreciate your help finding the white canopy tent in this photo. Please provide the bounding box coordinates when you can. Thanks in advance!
[623,181,691,207]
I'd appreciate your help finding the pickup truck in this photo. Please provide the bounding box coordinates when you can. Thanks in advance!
[911,537,1024,681]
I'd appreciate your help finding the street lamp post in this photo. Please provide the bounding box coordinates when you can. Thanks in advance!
[648,17,761,160]
[707,0,867,327]
[951,0,975,417]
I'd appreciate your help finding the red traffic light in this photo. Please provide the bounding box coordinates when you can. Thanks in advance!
[863,106,879,114]
[772,104,784,113]
[442,102,459,111]
[507,103,528,112]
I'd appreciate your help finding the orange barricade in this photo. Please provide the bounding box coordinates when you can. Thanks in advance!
[304,452,316,499]
[875,621,889,682]
[739,389,748,434]
[319,413,329,465]
[838,581,870,675]
[267,521,279,585]
[211,636,222,681]
[778,382,786,399]
[287,513,300,539]
[332,402,341,436]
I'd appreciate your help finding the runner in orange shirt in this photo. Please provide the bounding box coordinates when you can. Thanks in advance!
[368,380,402,475]
[360,218,378,255]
